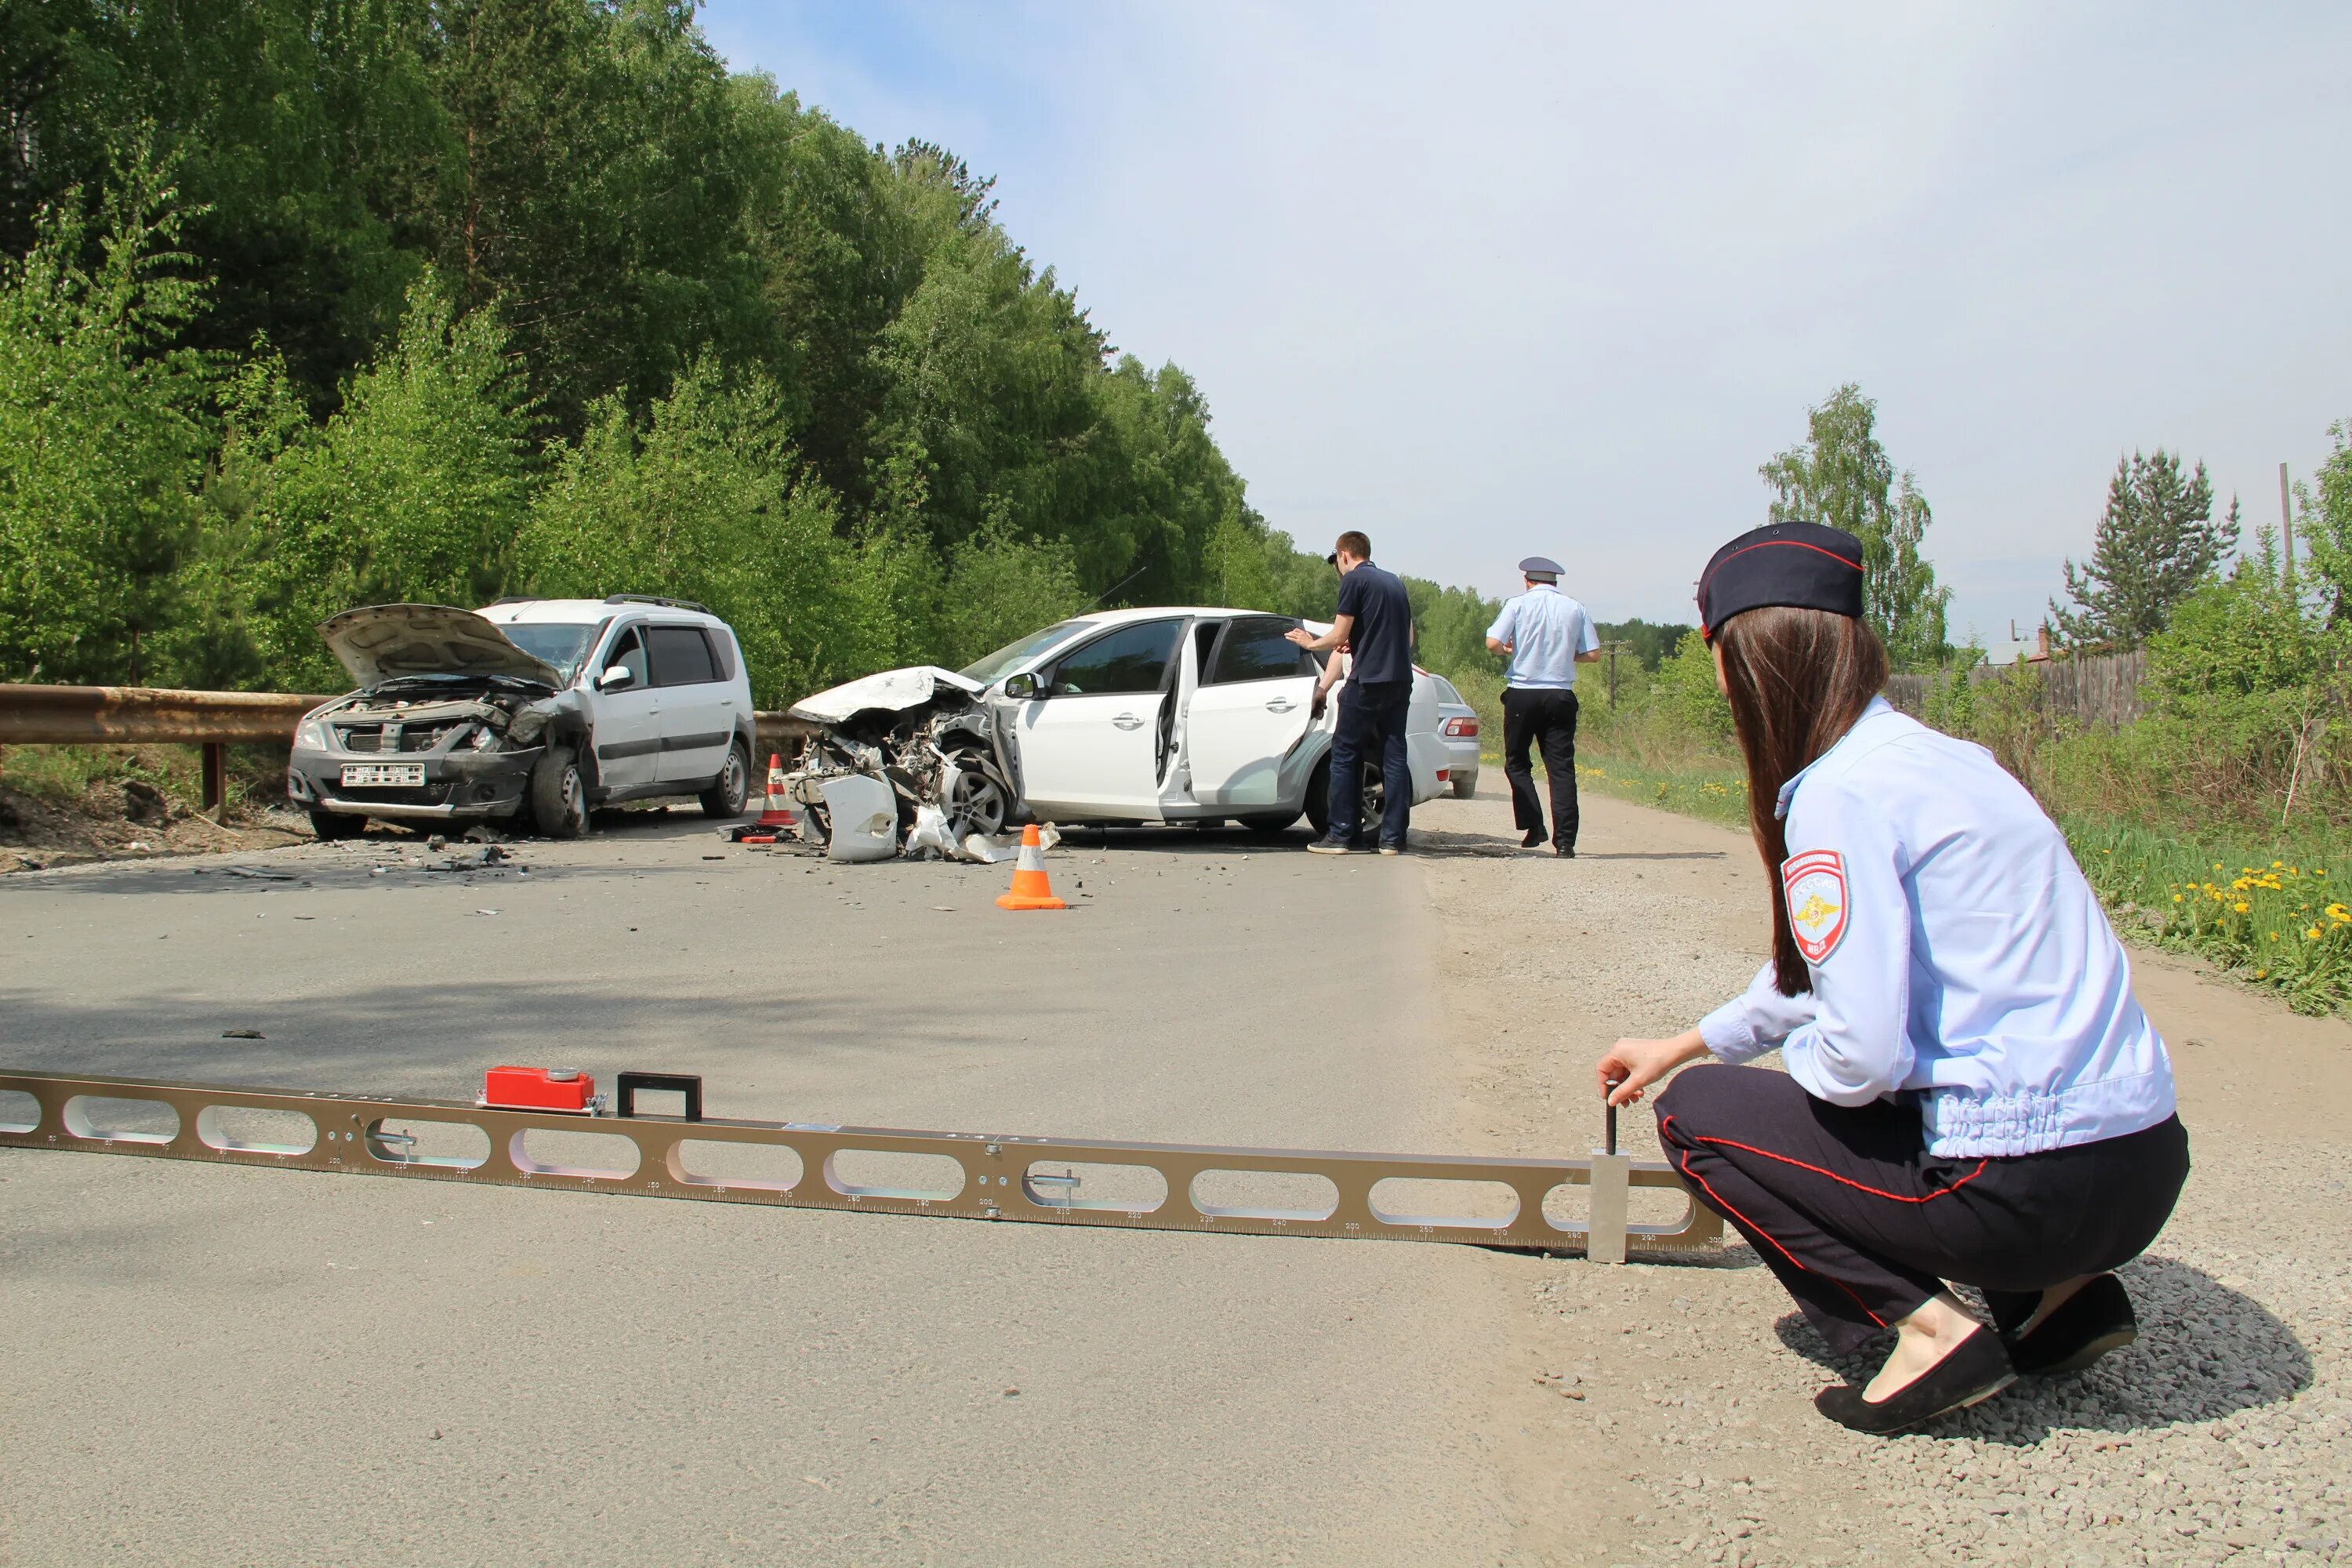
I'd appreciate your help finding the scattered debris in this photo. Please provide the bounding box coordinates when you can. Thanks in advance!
[221,1029,265,1040]
[225,866,296,882]
[122,779,173,826]
[474,908,499,916]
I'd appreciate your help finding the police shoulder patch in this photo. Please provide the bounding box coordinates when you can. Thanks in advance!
[1782,848,1850,964]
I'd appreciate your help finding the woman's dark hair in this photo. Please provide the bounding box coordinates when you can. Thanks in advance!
[1714,605,1889,995]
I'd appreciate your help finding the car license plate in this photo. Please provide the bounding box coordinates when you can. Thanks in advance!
[341,763,425,788]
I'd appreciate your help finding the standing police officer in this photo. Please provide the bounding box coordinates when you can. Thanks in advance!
[1486,556,1600,855]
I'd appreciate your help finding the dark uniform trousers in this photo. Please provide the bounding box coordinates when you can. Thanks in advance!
[1655,1065,2190,1353]
[1501,686,1580,851]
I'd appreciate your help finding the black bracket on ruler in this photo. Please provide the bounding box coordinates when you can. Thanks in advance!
[616,1071,703,1122]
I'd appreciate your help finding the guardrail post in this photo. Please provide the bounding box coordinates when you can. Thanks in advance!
[200,741,227,821]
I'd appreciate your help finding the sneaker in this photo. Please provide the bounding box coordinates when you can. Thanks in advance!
[1305,835,1355,855]
[1378,844,1403,856]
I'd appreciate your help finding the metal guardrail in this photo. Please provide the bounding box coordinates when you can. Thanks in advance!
[0,1069,1723,1261]
[0,684,816,816]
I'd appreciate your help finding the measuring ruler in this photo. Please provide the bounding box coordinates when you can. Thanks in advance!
[0,1069,1721,1261]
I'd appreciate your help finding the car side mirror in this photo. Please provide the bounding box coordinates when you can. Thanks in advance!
[597,665,636,692]
[1002,671,1040,699]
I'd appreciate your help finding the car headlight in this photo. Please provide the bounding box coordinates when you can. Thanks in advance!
[295,718,328,751]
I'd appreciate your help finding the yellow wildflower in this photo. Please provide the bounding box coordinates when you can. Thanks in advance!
[2234,901,2251,913]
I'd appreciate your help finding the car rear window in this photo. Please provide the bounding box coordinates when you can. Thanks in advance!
[1209,619,1313,684]
[648,626,720,687]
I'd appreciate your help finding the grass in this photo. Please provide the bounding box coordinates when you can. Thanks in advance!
[1577,743,2352,1015]
[1572,753,1751,831]
[0,743,282,816]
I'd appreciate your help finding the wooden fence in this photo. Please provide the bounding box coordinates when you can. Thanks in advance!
[1884,649,2147,730]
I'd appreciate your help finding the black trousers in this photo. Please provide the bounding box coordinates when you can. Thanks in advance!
[1328,680,1413,848]
[1655,1065,2189,1354]
[1501,686,1579,851]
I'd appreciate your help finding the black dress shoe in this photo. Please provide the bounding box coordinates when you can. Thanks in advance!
[1813,1327,2015,1435]
[1520,827,1545,848]
[2004,1274,2137,1376]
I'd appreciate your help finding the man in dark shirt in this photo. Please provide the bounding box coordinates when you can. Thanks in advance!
[1287,531,1416,855]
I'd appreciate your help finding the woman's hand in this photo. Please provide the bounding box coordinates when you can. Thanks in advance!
[1596,1029,1710,1107]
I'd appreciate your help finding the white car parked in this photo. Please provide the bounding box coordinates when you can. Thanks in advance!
[783,606,1450,841]
[1427,672,1483,798]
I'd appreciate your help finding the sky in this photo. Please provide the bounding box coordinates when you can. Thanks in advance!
[701,2,2352,651]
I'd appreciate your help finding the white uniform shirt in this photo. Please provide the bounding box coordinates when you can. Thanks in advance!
[1484,586,1599,690]
[1697,699,2176,1159]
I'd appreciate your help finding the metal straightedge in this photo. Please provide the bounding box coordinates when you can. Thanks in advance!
[0,1070,1722,1261]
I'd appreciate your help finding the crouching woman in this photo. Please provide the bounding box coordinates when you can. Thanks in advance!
[1598,522,2188,1435]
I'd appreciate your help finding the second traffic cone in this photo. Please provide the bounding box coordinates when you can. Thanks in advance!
[995,823,1066,910]
[755,753,798,830]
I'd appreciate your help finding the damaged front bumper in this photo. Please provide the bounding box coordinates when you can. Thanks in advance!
[287,690,553,822]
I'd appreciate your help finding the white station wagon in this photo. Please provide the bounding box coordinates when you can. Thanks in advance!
[784,606,1450,842]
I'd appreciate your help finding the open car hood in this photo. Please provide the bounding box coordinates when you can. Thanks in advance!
[319,604,565,691]
[788,666,983,725]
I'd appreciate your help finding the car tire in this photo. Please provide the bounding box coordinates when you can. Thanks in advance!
[308,810,367,840]
[1239,811,1299,835]
[1451,773,1476,799]
[1305,758,1332,837]
[531,745,589,839]
[699,742,750,818]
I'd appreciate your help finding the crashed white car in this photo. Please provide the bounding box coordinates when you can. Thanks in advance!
[782,607,1450,846]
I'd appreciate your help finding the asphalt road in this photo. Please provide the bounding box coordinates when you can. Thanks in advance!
[0,814,1512,1566]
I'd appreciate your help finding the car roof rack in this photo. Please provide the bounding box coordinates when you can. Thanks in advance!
[604,593,712,614]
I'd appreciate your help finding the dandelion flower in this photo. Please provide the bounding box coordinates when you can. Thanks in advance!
[2234,901,2252,913]
[2308,927,2323,940]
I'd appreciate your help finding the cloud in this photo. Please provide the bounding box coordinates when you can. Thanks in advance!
[706,1,2352,632]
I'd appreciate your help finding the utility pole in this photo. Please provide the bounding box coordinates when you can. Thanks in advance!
[2281,462,2296,586]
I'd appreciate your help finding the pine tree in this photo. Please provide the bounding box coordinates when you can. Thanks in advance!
[2051,451,2235,649]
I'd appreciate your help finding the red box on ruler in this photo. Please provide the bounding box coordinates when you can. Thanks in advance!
[481,1065,595,1114]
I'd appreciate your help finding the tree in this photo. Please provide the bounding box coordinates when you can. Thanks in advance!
[0,157,212,685]
[1759,384,1948,669]
[2049,451,2234,649]
[2294,419,2352,625]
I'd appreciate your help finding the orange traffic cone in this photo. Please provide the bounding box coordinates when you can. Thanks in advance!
[755,753,797,830]
[995,824,1066,910]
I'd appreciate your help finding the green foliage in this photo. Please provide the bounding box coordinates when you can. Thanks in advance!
[1594,619,1693,673]
[1760,383,1948,670]
[2051,451,2235,650]
[2295,419,2352,621]
[518,361,896,705]
[238,271,539,691]
[0,154,212,685]
[1657,629,1733,746]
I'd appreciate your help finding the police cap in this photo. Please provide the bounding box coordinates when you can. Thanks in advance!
[1696,521,1865,641]
[1519,555,1562,581]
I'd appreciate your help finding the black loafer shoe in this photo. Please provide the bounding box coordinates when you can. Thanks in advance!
[2005,1274,2137,1376]
[1520,828,1545,848]
[1813,1327,2015,1436]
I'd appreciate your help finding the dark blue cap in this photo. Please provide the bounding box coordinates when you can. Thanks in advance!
[1697,522,1865,641]
[1519,556,1563,579]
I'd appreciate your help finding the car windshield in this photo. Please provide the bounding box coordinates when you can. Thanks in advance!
[498,622,597,681]
[958,619,1094,685]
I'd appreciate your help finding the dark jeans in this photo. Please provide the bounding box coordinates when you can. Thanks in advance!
[1656,1065,2190,1353]
[1328,679,1412,847]
[1502,686,1580,851]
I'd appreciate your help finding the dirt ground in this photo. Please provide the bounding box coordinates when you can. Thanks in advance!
[1410,784,2350,1567]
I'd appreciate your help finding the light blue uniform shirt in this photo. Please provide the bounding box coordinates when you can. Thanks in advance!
[1485,585,1599,690]
[1697,699,2176,1159]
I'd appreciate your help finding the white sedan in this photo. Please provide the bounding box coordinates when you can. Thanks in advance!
[785,606,1450,840]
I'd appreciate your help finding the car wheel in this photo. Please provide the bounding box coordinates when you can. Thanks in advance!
[699,742,750,818]
[531,745,589,839]
[1239,811,1299,835]
[1305,758,1332,837]
[944,750,1011,838]
[1359,760,1387,834]
[1451,773,1476,799]
[308,810,367,840]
